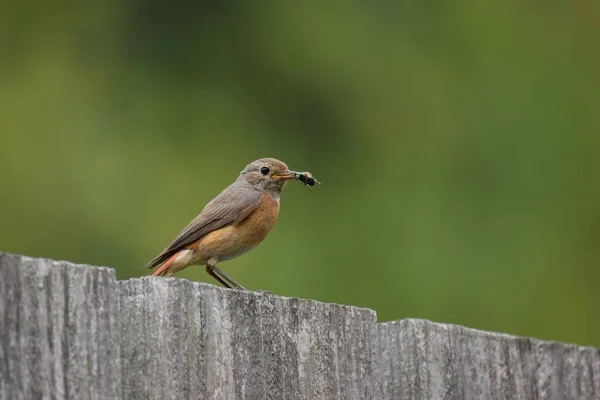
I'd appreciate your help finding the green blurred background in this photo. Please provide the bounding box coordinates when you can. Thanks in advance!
[1,2,599,347]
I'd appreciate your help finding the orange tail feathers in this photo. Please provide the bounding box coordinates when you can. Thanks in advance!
[151,253,178,277]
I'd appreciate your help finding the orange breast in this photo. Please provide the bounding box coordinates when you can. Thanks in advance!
[192,192,280,263]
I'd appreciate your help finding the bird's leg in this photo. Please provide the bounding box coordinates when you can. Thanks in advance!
[205,260,246,290]
[205,264,232,289]
[213,266,246,290]
[205,259,246,290]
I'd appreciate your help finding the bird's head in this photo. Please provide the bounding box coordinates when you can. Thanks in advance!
[239,158,296,195]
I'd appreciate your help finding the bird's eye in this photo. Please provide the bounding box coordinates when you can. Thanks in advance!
[260,166,270,175]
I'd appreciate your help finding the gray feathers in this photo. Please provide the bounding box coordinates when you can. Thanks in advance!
[147,180,262,269]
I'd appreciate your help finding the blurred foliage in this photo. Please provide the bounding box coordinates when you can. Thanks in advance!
[1,1,599,347]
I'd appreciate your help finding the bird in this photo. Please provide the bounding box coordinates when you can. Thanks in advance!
[147,158,306,290]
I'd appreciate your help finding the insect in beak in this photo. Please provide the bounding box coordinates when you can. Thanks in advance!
[294,171,320,188]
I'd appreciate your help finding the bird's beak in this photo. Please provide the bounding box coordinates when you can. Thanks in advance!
[271,170,297,181]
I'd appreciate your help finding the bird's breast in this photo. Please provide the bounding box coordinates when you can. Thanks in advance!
[234,192,280,246]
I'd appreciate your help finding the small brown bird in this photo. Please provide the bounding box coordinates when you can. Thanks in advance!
[147,158,316,290]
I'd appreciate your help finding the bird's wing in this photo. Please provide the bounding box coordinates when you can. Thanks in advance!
[147,182,262,269]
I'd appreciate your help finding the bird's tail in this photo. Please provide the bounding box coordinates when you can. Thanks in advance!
[149,253,178,277]
[143,248,174,273]
[147,248,194,277]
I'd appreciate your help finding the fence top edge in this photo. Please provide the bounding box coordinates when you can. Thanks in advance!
[378,318,600,352]
[0,250,117,277]
[120,275,378,317]
[0,251,376,318]
[6,250,597,353]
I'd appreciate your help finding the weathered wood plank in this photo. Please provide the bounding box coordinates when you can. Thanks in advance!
[119,277,378,400]
[0,252,120,400]
[377,319,600,400]
[2,252,600,400]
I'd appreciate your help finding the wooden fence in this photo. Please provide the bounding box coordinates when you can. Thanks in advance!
[1,251,598,399]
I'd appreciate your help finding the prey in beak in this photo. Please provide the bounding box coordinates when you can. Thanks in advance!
[295,171,319,187]
[272,170,320,188]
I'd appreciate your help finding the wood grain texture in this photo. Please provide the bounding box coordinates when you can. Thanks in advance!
[377,319,600,400]
[119,277,378,400]
[0,252,120,400]
[1,251,599,400]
